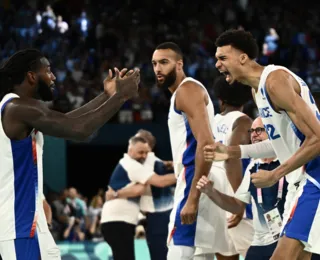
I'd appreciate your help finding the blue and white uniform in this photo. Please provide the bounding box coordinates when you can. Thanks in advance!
[167,78,230,259]
[255,65,320,254]
[0,93,60,260]
[212,111,254,257]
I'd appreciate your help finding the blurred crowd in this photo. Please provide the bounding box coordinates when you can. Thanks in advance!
[1,0,320,123]
[46,187,145,242]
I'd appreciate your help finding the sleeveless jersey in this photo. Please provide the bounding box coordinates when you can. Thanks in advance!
[255,65,320,187]
[0,93,44,241]
[213,111,252,219]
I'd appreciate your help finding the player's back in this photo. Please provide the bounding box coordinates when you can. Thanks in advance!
[255,65,320,187]
[0,93,44,241]
[168,77,215,177]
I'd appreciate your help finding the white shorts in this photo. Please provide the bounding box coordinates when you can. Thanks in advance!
[167,166,231,252]
[0,228,60,260]
[167,243,215,260]
[227,218,254,257]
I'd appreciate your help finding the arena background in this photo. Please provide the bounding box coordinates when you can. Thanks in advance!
[1,0,320,258]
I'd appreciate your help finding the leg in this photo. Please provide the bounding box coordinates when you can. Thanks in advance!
[298,251,312,260]
[271,235,305,260]
[0,236,41,260]
[215,253,239,260]
[101,222,136,260]
[167,244,195,260]
[146,211,170,260]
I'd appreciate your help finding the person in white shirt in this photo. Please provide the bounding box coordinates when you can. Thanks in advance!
[106,129,174,260]
[197,117,288,260]
[100,136,176,260]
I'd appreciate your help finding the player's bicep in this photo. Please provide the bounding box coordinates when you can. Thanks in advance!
[9,99,81,138]
[267,72,320,140]
[176,83,214,145]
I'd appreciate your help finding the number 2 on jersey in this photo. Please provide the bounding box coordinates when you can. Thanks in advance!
[264,124,281,140]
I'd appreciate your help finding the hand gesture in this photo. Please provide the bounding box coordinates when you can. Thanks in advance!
[103,67,140,101]
[180,200,198,225]
[204,142,229,162]
[251,169,278,188]
[227,213,243,229]
[196,175,214,195]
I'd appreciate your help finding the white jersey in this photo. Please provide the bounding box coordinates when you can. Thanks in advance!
[167,77,230,251]
[168,77,215,176]
[255,65,320,187]
[0,93,45,241]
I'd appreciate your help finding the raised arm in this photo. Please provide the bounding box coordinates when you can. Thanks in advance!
[175,81,215,224]
[225,115,252,192]
[3,69,139,141]
[252,70,320,186]
[66,68,131,118]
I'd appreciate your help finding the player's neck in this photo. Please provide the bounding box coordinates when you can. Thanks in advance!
[13,84,33,98]
[238,63,265,91]
[168,73,186,94]
[221,106,242,115]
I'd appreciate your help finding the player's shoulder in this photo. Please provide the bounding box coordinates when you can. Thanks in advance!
[233,114,252,130]
[266,67,295,87]
[176,78,206,99]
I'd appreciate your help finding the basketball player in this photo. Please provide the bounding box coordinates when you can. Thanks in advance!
[205,29,320,259]
[152,42,231,259]
[211,76,254,260]
[198,116,289,260]
[0,49,139,259]
[105,129,174,260]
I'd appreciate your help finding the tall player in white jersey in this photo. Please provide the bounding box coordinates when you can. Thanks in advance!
[212,76,254,259]
[152,42,231,260]
[208,29,320,260]
[0,49,139,259]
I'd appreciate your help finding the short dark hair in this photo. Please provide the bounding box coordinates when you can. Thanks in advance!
[129,136,147,146]
[213,76,252,107]
[0,49,44,99]
[136,129,156,150]
[215,29,259,59]
[155,42,183,60]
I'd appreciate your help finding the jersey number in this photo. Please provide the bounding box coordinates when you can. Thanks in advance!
[264,124,280,140]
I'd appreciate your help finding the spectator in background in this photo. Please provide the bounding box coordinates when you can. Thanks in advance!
[262,28,279,56]
[87,195,104,241]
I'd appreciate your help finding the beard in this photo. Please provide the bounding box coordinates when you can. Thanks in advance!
[156,68,177,90]
[36,77,54,101]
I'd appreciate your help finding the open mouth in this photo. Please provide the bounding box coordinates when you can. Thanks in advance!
[220,71,231,82]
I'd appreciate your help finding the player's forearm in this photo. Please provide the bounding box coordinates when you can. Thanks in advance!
[43,200,52,225]
[225,159,243,192]
[206,188,245,215]
[66,92,109,118]
[237,140,276,159]
[189,144,213,201]
[62,93,124,141]
[273,135,320,180]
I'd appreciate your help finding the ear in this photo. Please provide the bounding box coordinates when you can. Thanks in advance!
[239,53,248,65]
[26,71,37,84]
[177,60,183,71]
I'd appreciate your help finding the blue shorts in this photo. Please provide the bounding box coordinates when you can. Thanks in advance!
[0,235,40,260]
[282,179,320,254]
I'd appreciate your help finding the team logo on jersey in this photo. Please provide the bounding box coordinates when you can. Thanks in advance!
[217,124,228,134]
